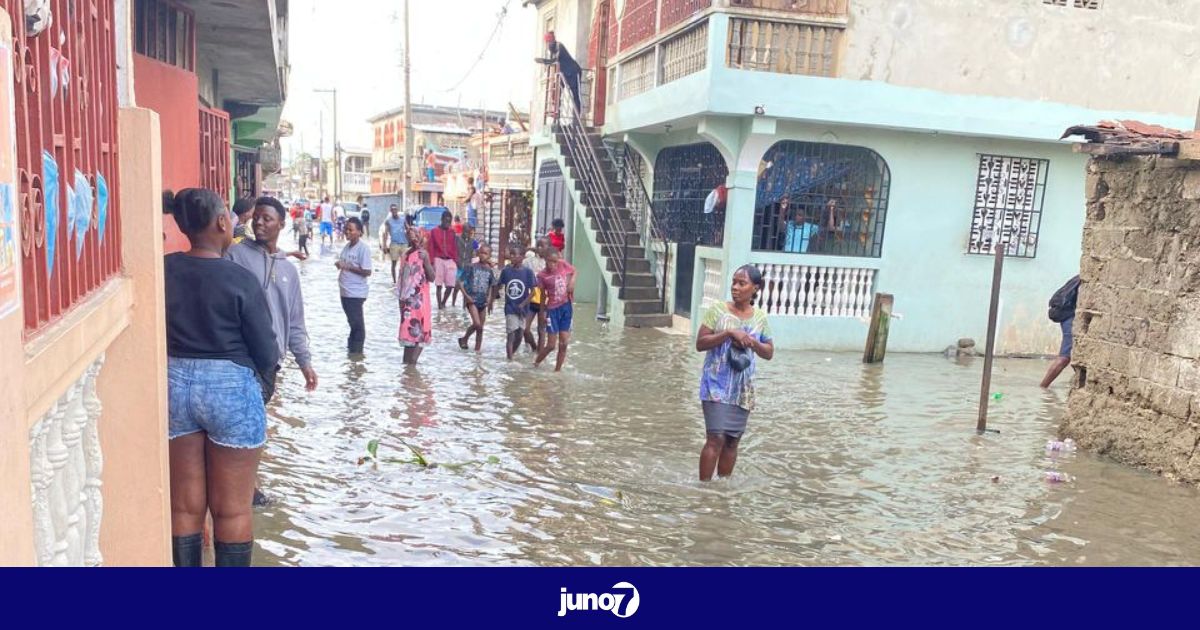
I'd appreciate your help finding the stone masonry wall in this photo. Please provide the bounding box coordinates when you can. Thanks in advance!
[1063,155,1200,483]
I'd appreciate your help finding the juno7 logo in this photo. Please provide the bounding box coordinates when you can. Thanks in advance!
[557,582,640,618]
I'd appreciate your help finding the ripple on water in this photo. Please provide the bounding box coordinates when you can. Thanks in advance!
[255,244,1200,566]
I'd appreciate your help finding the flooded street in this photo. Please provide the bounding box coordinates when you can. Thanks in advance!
[254,243,1200,566]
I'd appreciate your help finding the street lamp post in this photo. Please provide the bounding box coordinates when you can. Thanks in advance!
[315,88,341,202]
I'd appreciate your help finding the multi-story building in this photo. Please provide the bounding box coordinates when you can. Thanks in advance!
[469,129,535,255]
[524,0,1199,349]
[134,0,290,253]
[0,0,290,565]
[341,148,372,199]
[367,104,505,206]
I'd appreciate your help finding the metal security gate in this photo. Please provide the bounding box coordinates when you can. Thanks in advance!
[652,142,728,317]
[536,160,572,257]
[12,0,124,335]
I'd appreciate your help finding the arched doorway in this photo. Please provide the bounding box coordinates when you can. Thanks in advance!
[536,160,574,259]
[652,142,729,316]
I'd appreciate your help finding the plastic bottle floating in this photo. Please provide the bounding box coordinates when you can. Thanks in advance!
[1044,471,1074,483]
[1046,439,1077,453]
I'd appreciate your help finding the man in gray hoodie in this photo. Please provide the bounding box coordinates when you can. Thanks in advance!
[227,196,319,392]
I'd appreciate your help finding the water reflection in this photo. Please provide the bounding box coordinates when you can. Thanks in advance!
[254,245,1200,566]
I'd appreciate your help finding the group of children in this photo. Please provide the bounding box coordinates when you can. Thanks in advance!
[449,219,574,371]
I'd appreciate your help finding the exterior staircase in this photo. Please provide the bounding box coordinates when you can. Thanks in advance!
[547,75,672,328]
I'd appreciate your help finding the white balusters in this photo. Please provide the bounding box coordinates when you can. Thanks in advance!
[832,268,845,317]
[749,263,876,318]
[30,355,105,567]
[702,258,724,313]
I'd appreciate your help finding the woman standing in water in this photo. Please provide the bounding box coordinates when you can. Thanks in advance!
[694,264,774,481]
[398,220,435,365]
[164,188,280,566]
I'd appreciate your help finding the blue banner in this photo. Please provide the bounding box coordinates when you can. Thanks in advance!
[1,568,1196,626]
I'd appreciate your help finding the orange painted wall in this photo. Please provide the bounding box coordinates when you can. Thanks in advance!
[133,54,197,254]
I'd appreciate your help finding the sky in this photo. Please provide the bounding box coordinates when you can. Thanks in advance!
[281,0,536,160]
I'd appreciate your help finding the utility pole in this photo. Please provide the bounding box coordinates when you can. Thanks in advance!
[403,0,414,209]
[318,112,325,200]
[316,88,341,201]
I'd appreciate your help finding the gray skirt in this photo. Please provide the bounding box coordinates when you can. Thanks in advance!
[702,401,750,439]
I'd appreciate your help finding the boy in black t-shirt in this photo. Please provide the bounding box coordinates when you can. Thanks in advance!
[499,245,536,360]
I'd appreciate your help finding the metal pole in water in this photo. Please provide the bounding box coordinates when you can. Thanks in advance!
[977,246,1005,433]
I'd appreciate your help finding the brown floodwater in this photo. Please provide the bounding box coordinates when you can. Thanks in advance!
[253,243,1200,566]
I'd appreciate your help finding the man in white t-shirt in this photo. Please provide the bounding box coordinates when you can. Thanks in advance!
[318,196,335,246]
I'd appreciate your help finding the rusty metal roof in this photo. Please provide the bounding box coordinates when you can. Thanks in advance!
[1062,120,1195,156]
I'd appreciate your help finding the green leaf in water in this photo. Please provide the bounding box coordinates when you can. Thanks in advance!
[367,439,380,460]
[486,456,500,465]
[399,439,428,467]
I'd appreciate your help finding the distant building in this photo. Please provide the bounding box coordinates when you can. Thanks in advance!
[367,104,505,206]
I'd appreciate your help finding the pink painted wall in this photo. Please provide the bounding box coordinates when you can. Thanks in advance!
[133,54,198,254]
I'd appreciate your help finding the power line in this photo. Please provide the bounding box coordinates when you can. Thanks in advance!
[439,0,512,93]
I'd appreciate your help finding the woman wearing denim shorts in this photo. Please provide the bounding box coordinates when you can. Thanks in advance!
[164,188,281,567]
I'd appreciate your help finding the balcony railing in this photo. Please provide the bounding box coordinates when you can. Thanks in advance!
[342,172,371,191]
[618,49,656,100]
[755,263,876,318]
[606,6,845,108]
[727,17,841,77]
[659,20,709,85]
[726,0,848,16]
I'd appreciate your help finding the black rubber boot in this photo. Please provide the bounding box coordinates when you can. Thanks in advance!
[214,541,254,567]
[171,533,203,567]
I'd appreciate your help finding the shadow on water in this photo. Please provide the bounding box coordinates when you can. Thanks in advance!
[254,238,1200,566]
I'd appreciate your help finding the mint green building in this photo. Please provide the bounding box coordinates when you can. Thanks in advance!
[523,0,1198,352]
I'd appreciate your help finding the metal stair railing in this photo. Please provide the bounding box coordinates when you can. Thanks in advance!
[610,143,670,314]
[551,71,633,297]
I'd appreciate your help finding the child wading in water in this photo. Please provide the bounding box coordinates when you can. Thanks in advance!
[524,237,550,352]
[694,264,774,481]
[499,244,536,360]
[534,248,576,371]
[456,243,498,352]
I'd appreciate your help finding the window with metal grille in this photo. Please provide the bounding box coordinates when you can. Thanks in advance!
[652,143,729,247]
[199,107,231,202]
[1043,0,1101,8]
[967,155,1049,259]
[753,142,890,258]
[727,17,841,77]
[134,0,196,71]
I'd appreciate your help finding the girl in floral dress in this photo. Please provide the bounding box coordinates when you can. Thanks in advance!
[397,223,435,365]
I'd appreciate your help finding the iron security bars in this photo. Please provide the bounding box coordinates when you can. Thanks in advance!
[753,141,890,258]
[967,154,1048,259]
[652,142,728,247]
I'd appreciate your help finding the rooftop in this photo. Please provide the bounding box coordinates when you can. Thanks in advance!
[1063,119,1198,157]
[367,103,508,124]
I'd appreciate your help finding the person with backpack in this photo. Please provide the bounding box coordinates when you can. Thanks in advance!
[1042,275,1081,388]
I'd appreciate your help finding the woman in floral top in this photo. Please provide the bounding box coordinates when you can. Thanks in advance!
[695,264,774,481]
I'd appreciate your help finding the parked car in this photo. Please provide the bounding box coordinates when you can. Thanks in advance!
[341,201,362,220]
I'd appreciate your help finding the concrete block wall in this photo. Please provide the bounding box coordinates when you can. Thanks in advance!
[1063,156,1200,482]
